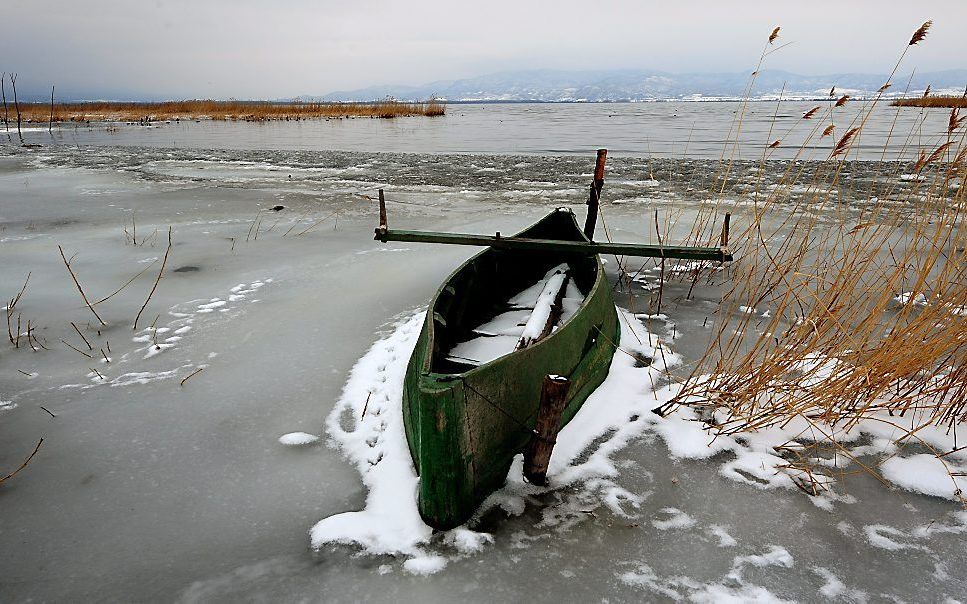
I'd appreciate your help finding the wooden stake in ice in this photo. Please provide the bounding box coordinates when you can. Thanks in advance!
[583,148,608,240]
[523,374,571,486]
[376,188,388,238]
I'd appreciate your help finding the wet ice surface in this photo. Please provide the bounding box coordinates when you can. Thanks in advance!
[1,142,965,603]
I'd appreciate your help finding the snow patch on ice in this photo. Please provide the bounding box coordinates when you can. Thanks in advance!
[309,311,433,558]
[401,553,448,576]
[730,545,794,575]
[310,307,676,573]
[652,507,697,530]
[620,546,795,602]
[880,454,967,501]
[894,291,928,306]
[863,524,927,551]
[278,432,320,446]
[443,527,494,554]
[129,277,272,361]
[709,524,738,547]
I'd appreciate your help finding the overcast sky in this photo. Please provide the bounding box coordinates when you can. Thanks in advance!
[2,0,964,100]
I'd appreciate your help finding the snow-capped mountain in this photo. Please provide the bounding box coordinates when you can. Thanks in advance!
[306,68,967,102]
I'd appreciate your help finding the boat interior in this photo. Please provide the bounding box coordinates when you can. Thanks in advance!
[429,210,599,375]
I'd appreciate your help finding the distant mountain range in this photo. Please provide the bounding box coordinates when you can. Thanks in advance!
[305,68,967,103]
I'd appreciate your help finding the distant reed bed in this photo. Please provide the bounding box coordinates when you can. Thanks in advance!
[10,98,446,123]
[892,95,967,109]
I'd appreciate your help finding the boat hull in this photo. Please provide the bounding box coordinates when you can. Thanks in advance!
[402,209,619,530]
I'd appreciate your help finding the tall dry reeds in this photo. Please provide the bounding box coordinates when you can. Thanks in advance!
[10,98,446,123]
[661,22,967,498]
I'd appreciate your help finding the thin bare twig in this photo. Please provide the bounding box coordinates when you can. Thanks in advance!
[70,322,93,350]
[58,246,107,326]
[134,227,172,330]
[61,339,93,358]
[180,367,205,386]
[0,438,44,485]
[92,260,158,306]
[295,211,339,236]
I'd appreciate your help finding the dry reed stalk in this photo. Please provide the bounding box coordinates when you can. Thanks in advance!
[180,367,204,386]
[6,272,30,345]
[92,260,158,306]
[58,247,107,326]
[295,211,339,236]
[662,20,966,499]
[0,438,44,485]
[70,321,93,350]
[61,339,93,358]
[134,227,172,330]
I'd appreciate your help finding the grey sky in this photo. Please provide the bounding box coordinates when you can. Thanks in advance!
[3,0,964,100]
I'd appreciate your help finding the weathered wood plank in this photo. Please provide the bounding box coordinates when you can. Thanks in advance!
[376,229,732,262]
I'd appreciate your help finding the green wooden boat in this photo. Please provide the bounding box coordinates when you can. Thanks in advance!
[378,149,730,530]
[401,208,620,530]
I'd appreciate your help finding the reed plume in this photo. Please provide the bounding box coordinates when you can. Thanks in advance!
[909,20,932,46]
[830,127,859,157]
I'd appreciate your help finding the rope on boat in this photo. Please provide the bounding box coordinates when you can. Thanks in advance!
[458,377,569,445]
[459,378,538,437]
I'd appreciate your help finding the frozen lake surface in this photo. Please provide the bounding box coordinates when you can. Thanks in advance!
[1,108,965,602]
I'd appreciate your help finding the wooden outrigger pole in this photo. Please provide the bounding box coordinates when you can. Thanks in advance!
[374,148,732,262]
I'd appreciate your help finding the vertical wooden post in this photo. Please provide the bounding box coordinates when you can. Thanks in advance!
[375,188,388,240]
[49,85,55,133]
[10,73,21,140]
[583,148,608,240]
[523,374,571,486]
[1,72,8,132]
[720,212,731,248]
